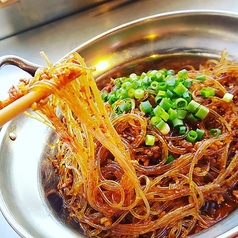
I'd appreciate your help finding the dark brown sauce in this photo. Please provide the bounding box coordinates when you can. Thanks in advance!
[39,53,238,237]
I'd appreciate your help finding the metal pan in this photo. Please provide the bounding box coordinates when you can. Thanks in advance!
[0,10,238,238]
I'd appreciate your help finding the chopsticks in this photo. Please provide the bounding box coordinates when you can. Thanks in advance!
[0,89,50,127]
[0,65,86,127]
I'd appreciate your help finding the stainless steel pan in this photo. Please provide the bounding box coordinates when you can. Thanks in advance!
[0,10,238,238]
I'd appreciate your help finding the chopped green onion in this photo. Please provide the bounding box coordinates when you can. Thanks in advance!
[104,69,215,142]
[179,125,187,135]
[114,77,123,87]
[108,93,117,104]
[156,120,170,135]
[177,109,187,119]
[145,134,155,146]
[142,76,151,86]
[134,89,145,99]
[166,89,174,98]
[186,130,198,143]
[201,87,215,98]
[157,82,167,90]
[121,81,132,90]
[153,105,164,117]
[177,69,188,79]
[155,95,163,104]
[183,91,192,102]
[222,92,233,103]
[166,76,176,88]
[161,111,169,121]
[157,90,166,97]
[151,72,163,82]
[184,78,193,88]
[195,105,209,120]
[159,98,173,111]
[174,98,188,109]
[150,116,162,126]
[127,88,135,98]
[210,128,221,137]
[129,73,138,80]
[140,100,153,114]
[186,100,200,113]
[119,88,128,99]
[196,75,206,81]
[166,154,175,164]
[156,72,165,81]
[173,82,188,96]
[168,108,177,121]
[172,118,184,127]
[131,81,139,89]
[167,69,174,75]
[153,105,169,121]
[176,78,185,85]
[150,81,159,91]
[140,72,147,78]
[196,128,205,140]
[188,113,198,122]
[118,101,131,113]
[101,91,108,101]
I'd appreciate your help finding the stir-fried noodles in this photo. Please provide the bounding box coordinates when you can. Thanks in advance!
[4,51,238,237]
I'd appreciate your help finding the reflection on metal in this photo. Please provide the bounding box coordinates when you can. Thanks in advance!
[96,59,109,72]
[1,11,238,238]
[9,131,16,141]
[0,0,109,40]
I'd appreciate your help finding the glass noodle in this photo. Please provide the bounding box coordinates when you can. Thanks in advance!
[4,51,238,237]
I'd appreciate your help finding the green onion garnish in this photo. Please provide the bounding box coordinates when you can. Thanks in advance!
[101,91,108,101]
[156,120,170,135]
[186,100,200,113]
[177,69,188,79]
[153,105,164,117]
[150,116,162,126]
[177,109,187,119]
[188,113,198,122]
[182,91,192,102]
[145,134,155,146]
[166,154,175,164]
[118,101,131,113]
[134,89,145,99]
[195,105,209,120]
[210,128,221,137]
[172,118,184,127]
[108,93,117,104]
[157,82,167,90]
[196,128,205,140]
[168,108,177,121]
[150,81,159,91]
[179,125,187,135]
[159,98,173,111]
[167,69,174,75]
[201,87,215,98]
[173,82,188,97]
[222,92,233,103]
[103,69,216,143]
[140,100,153,114]
[174,98,188,109]
[186,130,198,143]
[196,75,206,81]
[127,88,135,98]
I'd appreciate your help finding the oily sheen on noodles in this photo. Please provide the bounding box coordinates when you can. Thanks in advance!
[4,51,238,237]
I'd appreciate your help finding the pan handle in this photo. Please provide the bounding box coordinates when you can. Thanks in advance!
[0,55,41,76]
